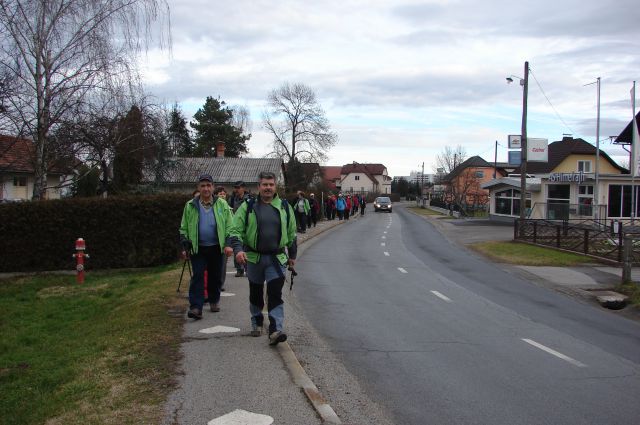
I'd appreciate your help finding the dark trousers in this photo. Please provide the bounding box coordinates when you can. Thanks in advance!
[249,277,285,334]
[345,209,350,220]
[360,205,365,215]
[337,209,344,220]
[295,210,307,231]
[189,245,223,310]
[308,212,317,227]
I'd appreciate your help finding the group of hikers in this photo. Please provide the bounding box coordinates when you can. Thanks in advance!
[178,172,369,346]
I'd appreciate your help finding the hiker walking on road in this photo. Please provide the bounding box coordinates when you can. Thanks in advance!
[294,191,310,233]
[214,186,233,291]
[179,174,233,320]
[360,196,366,215]
[229,181,252,277]
[336,193,346,220]
[229,171,297,345]
[308,193,319,228]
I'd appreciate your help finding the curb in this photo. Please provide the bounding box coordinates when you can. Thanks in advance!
[279,218,348,423]
[278,342,341,424]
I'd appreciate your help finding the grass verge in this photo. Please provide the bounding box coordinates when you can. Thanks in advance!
[0,265,186,425]
[468,240,597,266]
[616,281,640,306]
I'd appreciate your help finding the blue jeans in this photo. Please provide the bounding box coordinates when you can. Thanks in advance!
[189,245,223,310]
[247,254,286,333]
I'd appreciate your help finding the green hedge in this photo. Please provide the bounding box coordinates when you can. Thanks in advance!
[0,194,190,272]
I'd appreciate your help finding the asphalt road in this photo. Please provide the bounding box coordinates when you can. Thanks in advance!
[294,204,640,425]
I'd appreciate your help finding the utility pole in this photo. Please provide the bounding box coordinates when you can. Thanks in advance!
[519,61,529,226]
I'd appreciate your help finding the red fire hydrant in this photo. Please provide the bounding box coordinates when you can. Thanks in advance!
[72,238,89,284]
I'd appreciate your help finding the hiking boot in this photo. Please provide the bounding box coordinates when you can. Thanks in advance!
[187,308,202,320]
[209,303,220,312]
[269,331,287,346]
[250,325,262,337]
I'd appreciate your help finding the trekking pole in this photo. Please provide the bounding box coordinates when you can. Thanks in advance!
[288,267,298,291]
[176,249,193,292]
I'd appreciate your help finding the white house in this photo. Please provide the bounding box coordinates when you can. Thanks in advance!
[339,162,392,195]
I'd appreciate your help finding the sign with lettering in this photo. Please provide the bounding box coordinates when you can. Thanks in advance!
[508,135,521,149]
[528,138,548,162]
[508,150,521,165]
[549,171,585,184]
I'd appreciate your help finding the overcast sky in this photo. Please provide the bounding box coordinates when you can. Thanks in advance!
[139,0,640,176]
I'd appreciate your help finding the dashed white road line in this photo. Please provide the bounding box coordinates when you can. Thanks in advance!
[398,267,408,273]
[430,290,452,302]
[381,236,386,239]
[384,251,390,256]
[381,242,386,246]
[208,409,273,425]
[383,231,387,234]
[522,339,587,368]
[220,292,235,297]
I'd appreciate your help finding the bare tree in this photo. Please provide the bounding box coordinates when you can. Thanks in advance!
[434,145,467,175]
[0,0,170,199]
[263,82,337,164]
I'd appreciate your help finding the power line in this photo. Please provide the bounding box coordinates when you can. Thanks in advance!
[529,67,577,136]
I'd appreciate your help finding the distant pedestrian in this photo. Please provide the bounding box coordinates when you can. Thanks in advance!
[214,186,233,291]
[179,174,233,319]
[229,171,297,345]
[229,181,252,277]
[360,196,366,215]
[336,193,346,220]
[294,191,310,233]
[352,195,359,216]
[308,193,319,227]
[345,195,352,220]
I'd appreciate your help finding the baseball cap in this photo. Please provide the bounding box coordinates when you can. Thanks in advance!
[198,174,213,183]
[233,180,246,187]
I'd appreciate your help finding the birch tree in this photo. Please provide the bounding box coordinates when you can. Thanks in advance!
[0,0,170,199]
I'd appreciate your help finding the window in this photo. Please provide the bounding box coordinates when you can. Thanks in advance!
[547,184,570,219]
[475,170,484,178]
[13,176,26,187]
[494,189,530,216]
[578,185,594,216]
[577,160,592,173]
[355,175,360,181]
[608,185,640,218]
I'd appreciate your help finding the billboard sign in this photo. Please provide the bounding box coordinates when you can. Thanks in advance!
[508,135,521,149]
[528,138,548,162]
[508,150,521,166]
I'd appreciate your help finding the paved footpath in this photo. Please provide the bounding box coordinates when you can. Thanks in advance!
[163,216,350,425]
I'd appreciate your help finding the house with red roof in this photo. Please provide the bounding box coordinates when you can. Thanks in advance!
[0,135,74,200]
[338,162,392,195]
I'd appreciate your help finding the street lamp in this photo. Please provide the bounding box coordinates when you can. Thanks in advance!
[507,61,529,229]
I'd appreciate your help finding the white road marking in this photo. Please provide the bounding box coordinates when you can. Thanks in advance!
[381,236,386,239]
[220,292,235,297]
[225,271,237,274]
[398,267,408,273]
[522,339,587,368]
[384,231,387,234]
[199,325,241,334]
[208,409,273,425]
[381,242,386,246]
[430,290,452,302]
[384,252,390,256]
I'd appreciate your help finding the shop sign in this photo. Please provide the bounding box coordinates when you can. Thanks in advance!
[549,171,585,184]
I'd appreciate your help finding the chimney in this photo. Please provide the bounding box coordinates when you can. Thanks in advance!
[215,142,225,158]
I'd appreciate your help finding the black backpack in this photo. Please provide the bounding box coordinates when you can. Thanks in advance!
[244,197,291,228]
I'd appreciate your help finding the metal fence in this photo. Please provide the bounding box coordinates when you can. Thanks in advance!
[514,218,640,264]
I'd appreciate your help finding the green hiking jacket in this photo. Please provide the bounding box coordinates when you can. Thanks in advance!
[229,195,297,265]
[294,197,310,214]
[179,196,233,255]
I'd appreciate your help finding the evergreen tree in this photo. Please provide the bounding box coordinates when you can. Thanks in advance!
[169,103,193,156]
[113,105,145,191]
[190,96,250,157]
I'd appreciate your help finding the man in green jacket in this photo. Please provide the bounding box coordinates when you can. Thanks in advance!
[294,190,311,233]
[229,171,297,345]
[179,174,233,320]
